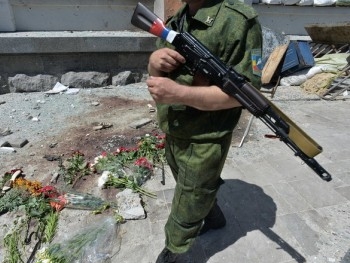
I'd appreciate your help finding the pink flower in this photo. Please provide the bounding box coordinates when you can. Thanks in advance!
[156,142,165,149]
[157,134,166,140]
[134,157,153,170]
[49,195,67,211]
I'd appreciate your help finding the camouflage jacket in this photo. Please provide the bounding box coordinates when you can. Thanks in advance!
[156,0,262,140]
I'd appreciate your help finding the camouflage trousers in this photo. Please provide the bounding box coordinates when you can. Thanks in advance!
[164,133,232,253]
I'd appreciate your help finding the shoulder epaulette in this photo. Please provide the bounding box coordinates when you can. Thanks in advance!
[224,0,258,20]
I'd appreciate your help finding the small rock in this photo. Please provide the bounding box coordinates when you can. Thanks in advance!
[0,139,10,147]
[0,147,16,153]
[112,71,135,86]
[49,142,58,148]
[129,118,152,129]
[93,122,112,131]
[100,122,112,128]
[116,188,146,220]
[61,71,110,89]
[43,155,61,161]
[93,125,104,131]
[6,136,29,148]
[50,172,60,184]
[9,74,59,93]
[0,128,12,136]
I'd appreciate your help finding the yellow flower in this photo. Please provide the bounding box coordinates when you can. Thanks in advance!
[13,177,42,196]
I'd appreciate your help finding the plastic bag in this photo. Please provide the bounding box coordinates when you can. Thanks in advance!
[282,0,300,5]
[280,75,308,86]
[262,0,282,4]
[297,0,314,5]
[315,53,350,71]
[81,217,121,263]
[314,0,336,5]
[36,217,120,263]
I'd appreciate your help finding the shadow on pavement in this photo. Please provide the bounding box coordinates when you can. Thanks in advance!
[178,179,306,263]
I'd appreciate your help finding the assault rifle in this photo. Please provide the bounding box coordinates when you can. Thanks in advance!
[131,2,332,181]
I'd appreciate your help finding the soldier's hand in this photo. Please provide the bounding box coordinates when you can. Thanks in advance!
[148,48,185,76]
[146,76,183,104]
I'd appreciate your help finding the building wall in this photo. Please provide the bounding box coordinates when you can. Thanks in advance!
[254,5,350,36]
[0,0,154,31]
[1,0,349,35]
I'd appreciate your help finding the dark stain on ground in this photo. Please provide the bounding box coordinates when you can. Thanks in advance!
[47,95,158,160]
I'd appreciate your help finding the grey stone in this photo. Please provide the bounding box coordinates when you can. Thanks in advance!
[61,71,110,89]
[112,71,135,86]
[8,74,59,93]
[0,76,10,94]
[6,136,29,148]
[0,139,10,147]
[129,118,152,129]
[0,127,12,136]
[116,188,146,220]
[0,147,16,153]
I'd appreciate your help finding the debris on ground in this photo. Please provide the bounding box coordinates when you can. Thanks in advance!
[0,131,165,263]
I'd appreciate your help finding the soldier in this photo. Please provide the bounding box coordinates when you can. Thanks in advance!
[146,0,262,262]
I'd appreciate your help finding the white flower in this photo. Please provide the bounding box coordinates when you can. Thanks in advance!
[93,155,104,164]
[98,171,112,188]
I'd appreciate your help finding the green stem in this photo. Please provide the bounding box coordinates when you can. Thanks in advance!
[107,177,156,198]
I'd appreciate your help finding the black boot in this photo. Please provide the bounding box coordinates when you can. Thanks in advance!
[156,247,178,263]
[199,200,226,235]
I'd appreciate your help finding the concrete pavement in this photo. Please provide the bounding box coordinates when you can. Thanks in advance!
[113,86,350,263]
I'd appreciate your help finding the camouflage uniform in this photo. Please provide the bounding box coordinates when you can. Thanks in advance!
[155,0,262,254]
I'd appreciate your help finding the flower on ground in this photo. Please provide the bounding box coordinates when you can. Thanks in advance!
[134,157,153,171]
[13,177,43,196]
[38,185,60,198]
[49,195,67,211]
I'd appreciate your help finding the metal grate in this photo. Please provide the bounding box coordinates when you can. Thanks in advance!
[309,43,350,58]
[309,42,350,100]
[321,64,350,100]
